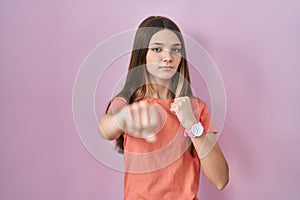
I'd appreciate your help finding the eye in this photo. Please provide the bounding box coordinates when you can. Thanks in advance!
[151,47,162,52]
[171,48,182,53]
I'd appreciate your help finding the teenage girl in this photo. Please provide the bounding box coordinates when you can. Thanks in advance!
[99,16,229,200]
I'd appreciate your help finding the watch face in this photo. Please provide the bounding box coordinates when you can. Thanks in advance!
[192,123,204,137]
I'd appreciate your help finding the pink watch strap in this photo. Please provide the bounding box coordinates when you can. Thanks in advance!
[184,129,194,137]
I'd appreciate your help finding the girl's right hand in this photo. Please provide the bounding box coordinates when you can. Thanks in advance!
[114,101,165,142]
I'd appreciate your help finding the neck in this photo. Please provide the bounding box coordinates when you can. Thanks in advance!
[149,83,173,99]
[147,75,174,99]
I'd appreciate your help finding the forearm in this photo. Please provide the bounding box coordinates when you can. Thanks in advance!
[192,133,229,190]
[98,113,124,140]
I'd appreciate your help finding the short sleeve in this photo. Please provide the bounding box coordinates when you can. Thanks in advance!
[107,97,127,114]
[198,100,218,134]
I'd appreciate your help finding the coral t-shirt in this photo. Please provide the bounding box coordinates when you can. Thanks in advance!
[108,97,217,200]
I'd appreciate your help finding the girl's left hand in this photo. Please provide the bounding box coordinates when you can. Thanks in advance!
[170,96,198,130]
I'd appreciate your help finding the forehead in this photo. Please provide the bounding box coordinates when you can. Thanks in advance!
[149,29,181,45]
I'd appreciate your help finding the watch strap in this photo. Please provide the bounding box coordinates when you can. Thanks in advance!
[184,129,195,137]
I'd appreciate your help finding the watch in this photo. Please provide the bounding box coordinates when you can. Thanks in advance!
[184,122,204,138]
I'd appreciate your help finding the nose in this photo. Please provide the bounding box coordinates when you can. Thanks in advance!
[162,50,173,63]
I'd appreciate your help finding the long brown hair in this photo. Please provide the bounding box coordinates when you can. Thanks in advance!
[107,16,194,154]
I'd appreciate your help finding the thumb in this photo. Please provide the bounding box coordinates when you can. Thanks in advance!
[144,134,157,143]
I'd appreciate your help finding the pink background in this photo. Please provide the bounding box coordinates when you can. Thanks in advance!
[1,0,300,199]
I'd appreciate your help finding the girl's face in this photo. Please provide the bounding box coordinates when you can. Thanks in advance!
[146,29,182,84]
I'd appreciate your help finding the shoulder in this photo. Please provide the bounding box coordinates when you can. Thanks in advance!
[189,96,206,109]
[111,96,128,105]
[189,96,213,117]
[107,96,128,114]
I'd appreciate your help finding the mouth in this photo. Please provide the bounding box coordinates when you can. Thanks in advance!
[159,66,174,69]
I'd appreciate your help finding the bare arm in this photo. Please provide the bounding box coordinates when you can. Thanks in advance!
[98,110,124,140]
[170,97,229,190]
[99,100,161,142]
[192,133,229,190]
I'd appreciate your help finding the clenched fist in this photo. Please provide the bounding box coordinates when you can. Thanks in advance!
[113,101,166,142]
[170,96,198,130]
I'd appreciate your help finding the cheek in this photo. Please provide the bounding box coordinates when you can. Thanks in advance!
[175,57,182,66]
[146,53,155,72]
[146,52,158,64]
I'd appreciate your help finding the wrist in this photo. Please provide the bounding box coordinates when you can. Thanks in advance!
[184,121,204,138]
[185,119,198,131]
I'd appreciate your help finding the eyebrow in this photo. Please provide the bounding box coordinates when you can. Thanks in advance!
[149,42,182,46]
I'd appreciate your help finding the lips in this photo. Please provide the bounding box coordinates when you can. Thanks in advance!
[159,66,174,69]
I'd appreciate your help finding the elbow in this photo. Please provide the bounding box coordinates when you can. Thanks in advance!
[217,161,230,190]
[214,168,229,190]
[98,119,112,140]
[100,132,115,141]
[215,176,229,190]
[104,134,118,141]
[210,165,229,190]
[98,124,114,141]
[98,117,120,141]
